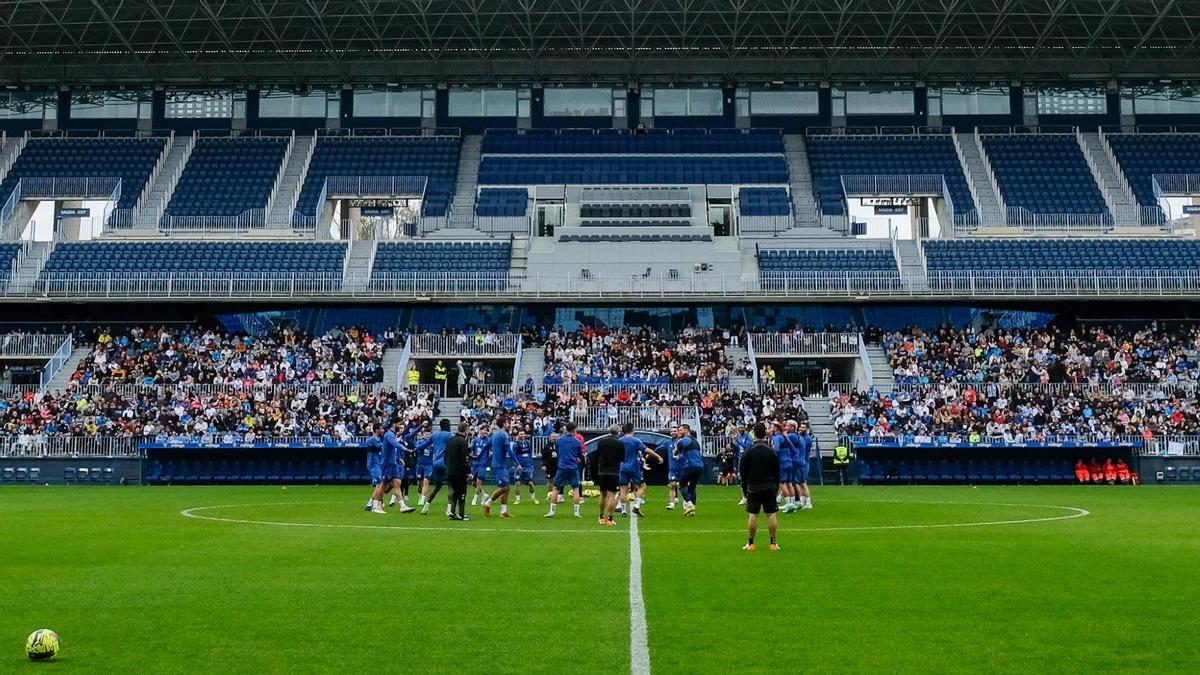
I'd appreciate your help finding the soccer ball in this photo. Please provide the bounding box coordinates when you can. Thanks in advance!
[25,629,59,661]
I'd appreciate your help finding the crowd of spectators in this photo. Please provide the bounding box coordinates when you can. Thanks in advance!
[538,326,732,385]
[66,325,385,389]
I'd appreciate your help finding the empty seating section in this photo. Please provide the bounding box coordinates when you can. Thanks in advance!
[478,156,787,185]
[481,130,784,154]
[0,138,165,209]
[857,459,1076,485]
[370,242,511,280]
[739,188,790,216]
[146,459,367,485]
[757,249,899,273]
[559,233,712,243]
[580,204,690,218]
[165,138,288,217]
[580,220,690,228]
[923,239,1200,271]
[1106,134,1200,207]
[296,137,460,217]
[0,243,19,282]
[40,242,347,276]
[475,188,528,217]
[805,136,974,216]
[981,135,1107,214]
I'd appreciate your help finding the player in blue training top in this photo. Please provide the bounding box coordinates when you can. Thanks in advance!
[482,417,521,518]
[772,422,798,512]
[735,424,754,505]
[512,430,539,505]
[469,427,491,506]
[420,418,454,515]
[617,422,664,517]
[545,422,584,518]
[661,428,679,510]
[384,420,416,513]
[675,423,705,517]
[363,424,390,513]
[793,421,814,511]
[413,429,433,507]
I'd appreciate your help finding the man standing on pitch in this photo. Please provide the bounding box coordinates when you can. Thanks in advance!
[592,424,624,526]
[445,421,472,521]
[740,422,781,551]
[482,417,520,518]
[420,419,453,515]
[545,422,584,518]
[675,423,704,517]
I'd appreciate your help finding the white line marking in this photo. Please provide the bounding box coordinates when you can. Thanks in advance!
[179,499,1089,535]
[628,514,651,675]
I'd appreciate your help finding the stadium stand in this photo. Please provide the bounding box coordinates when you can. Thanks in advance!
[479,128,784,154]
[38,242,347,277]
[804,135,974,216]
[0,243,20,282]
[538,327,730,385]
[474,188,528,217]
[295,136,460,218]
[369,241,511,282]
[981,134,1108,215]
[757,248,899,273]
[738,188,791,216]
[0,137,166,210]
[1104,133,1200,209]
[922,239,1200,271]
[163,138,288,220]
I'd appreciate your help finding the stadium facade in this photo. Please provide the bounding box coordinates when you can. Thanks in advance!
[1,0,1199,486]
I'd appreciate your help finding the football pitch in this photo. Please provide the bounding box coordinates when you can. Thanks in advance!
[3,485,1198,674]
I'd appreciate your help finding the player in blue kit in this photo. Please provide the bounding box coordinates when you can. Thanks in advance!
[363,424,389,513]
[735,425,753,505]
[617,422,663,517]
[512,430,539,505]
[420,419,454,515]
[482,417,520,518]
[772,422,797,512]
[469,427,490,506]
[545,422,583,518]
[413,430,433,506]
[384,420,416,513]
[675,423,704,517]
[793,421,814,510]
[661,429,679,510]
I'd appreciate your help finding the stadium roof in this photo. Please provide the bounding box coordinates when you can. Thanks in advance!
[5,0,1200,86]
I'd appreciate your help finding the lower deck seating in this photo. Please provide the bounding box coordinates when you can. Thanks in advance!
[757,248,899,272]
[475,188,528,217]
[370,241,512,284]
[923,239,1200,271]
[0,243,20,282]
[739,188,791,216]
[559,233,712,243]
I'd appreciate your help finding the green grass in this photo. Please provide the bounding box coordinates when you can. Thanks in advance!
[2,484,1198,673]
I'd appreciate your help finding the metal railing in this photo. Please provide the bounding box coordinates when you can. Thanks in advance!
[889,381,1199,398]
[283,133,318,226]
[0,333,70,358]
[841,174,946,196]
[510,335,524,391]
[856,333,873,389]
[395,334,413,392]
[410,333,521,356]
[1151,173,1200,196]
[1003,207,1114,232]
[38,335,72,390]
[1095,129,1140,214]
[264,131,297,222]
[136,130,176,211]
[844,433,1149,448]
[541,382,730,397]
[67,382,384,398]
[974,128,1007,214]
[160,210,267,232]
[19,177,122,200]
[0,436,143,458]
[459,383,516,397]
[570,405,698,431]
[0,132,28,189]
[325,175,428,198]
[749,332,861,356]
[746,336,760,390]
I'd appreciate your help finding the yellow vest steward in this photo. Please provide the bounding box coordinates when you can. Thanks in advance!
[434,365,447,381]
[833,445,850,465]
[406,369,420,385]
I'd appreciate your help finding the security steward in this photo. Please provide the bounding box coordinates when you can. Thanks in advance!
[433,360,448,396]
[833,442,852,485]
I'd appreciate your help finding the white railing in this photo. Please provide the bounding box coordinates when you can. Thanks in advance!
[19,177,122,199]
[395,334,413,390]
[112,132,197,230]
[974,128,1007,214]
[510,335,524,391]
[284,133,318,224]
[0,436,143,458]
[0,333,70,357]
[541,382,730,397]
[265,131,297,223]
[68,382,386,399]
[473,213,530,235]
[951,131,986,220]
[1151,173,1200,196]
[570,405,698,430]
[410,333,521,356]
[160,210,267,232]
[1003,207,1114,232]
[325,175,428,197]
[37,335,72,390]
[889,381,1199,398]
[746,336,760,390]
[459,383,516,397]
[1095,129,1139,212]
[841,174,946,196]
[1143,436,1200,457]
[749,333,861,356]
[857,333,873,389]
[0,131,28,185]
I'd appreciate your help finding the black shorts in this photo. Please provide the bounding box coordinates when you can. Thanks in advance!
[745,489,779,515]
[544,462,558,478]
[597,475,619,493]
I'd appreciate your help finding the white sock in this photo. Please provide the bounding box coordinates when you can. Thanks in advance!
[549,502,557,515]
[573,503,581,516]
[482,497,491,507]
[446,504,453,516]
[470,495,478,505]
[418,495,426,506]
[500,504,508,515]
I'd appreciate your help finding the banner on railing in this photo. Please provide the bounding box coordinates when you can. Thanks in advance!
[57,208,90,220]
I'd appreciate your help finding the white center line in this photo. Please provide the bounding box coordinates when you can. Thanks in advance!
[629,514,652,675]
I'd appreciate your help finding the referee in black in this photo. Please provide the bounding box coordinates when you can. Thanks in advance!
[445,421,472,521]
[593,424,625,525]
[739,422,781,551]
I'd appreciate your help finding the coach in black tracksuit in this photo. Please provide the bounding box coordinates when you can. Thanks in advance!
[739,422,781,550]
[445,422,472,521]
[594,425,625,524]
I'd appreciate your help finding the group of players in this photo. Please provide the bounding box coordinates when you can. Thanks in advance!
[363,414,817,523]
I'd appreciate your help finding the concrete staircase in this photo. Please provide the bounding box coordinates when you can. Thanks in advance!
[381,346,404,391]
[436,398,463,427]
[863,344,895,392]
[508,236,529,277]
[805,397,838,454]
[954,131,1005,226]
[1078,131,1139,227]
[784,134,820,227]
[42,347,90,393]
[726,345,756,392]
[265,134,315,230]
[516,346,546,387]
[448,135,482,229]
[893,239,929,292]
[5,241,53,293]
[0,133,28,184]
[133,134,195,228]
[341,239,377,292]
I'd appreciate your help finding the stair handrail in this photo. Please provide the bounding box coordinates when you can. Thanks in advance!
[265,130,296,223]
[951,131,987,222]
[140,132,196,228]
[136,130,175,210]
[746,336,760,391]
[1096,127,1140,210]
[0,131,28,186]
[510,335,524,391]
[1075,127,1123,219]
[857,333,874,391]
[395,335,413,391]
[284,132,318,226]
[38,334,73,391]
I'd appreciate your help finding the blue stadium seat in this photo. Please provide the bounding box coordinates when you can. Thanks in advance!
[739,188,791,216]
[1107,133,1200,215]
[481,130,783,154]
[0,243,21,283]
[0,137,166,211]
[475,188,528,217]
[982,134,1108,215]
[923,239,1200,273]
[164,138,288,219]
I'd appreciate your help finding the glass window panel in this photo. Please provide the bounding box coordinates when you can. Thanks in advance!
[352,90,422,117]
[0,92,53,119]
[71,91,148,119]
[1036,89,1106,115]
[747,90,820,115]
[842,89,914,115]
[1128,91,1200,115]
[940,87,1011,115]
[481,90,517,117]
[259,90,329,118]
[652,89,688,116]
[544,88,613,117]
[165,91,233,119]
